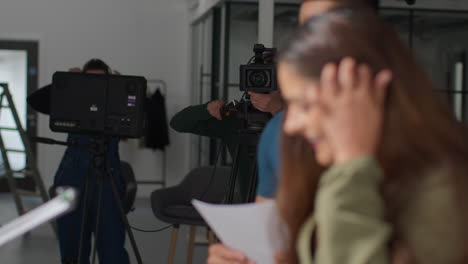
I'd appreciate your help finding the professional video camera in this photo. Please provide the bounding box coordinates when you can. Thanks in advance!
[240,44,277,93]
[221,44,277,131]
[222,44,278,203]
[50,72,147,138]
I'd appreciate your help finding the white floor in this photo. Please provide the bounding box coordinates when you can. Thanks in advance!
[0,194,209,263]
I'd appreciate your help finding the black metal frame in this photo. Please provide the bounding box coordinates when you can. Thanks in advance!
[209,7,223,165]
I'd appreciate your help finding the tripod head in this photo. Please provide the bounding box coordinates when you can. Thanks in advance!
[220,95,272,133]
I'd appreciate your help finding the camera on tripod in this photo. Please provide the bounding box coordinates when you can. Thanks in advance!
[240,44,277,93]
[221,44,277,132]
[46,71,146,263]
[223,44,278,203]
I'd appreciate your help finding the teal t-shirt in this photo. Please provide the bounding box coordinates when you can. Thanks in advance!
[256,111,283,198]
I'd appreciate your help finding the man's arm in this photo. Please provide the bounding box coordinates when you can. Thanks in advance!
[170,101,236,138]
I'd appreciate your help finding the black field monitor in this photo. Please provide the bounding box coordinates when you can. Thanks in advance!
[50,72,147,138]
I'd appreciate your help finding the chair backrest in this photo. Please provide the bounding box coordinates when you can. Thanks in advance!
[178,166,231,204]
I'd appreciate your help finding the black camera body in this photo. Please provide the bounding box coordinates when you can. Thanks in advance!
[220,99,272,132]
[222,44,277,131]
[50,72,147,138]
[240,44,277,93]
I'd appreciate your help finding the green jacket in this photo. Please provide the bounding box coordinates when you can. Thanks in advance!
[170,103,255,202]
[298,156,464,264]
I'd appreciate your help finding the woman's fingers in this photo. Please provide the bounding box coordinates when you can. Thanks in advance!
[320,62,339,108]
[356,64,372,95]
[374,69,393,105]
[207,256,245,264]
[207,256,244,264]
[274,251,287,264]
[323,57,391,105]
[338,57,357,94]
[316,57,389,164]
[207,244,247,264]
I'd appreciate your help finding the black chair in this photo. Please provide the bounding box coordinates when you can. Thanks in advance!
[150,166,231,264]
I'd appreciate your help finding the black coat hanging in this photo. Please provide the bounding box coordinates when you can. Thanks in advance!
[145,89,170,150]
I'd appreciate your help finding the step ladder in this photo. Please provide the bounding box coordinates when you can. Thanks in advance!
[0,83,55,235]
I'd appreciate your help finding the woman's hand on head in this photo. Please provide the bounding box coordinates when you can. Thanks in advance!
[274,251,288,264]
[207,243,255,264]
[317,57,392,164]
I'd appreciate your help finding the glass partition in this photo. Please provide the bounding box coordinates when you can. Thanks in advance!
[381,8,468,121]
[274,3,300,47]
[225,2,259,102]
[189,1,468,167]
[189,12,215,168]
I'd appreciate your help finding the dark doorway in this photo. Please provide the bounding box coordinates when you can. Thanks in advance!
[0,40,39,191]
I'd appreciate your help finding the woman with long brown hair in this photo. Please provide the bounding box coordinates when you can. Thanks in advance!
[277,8,468,264]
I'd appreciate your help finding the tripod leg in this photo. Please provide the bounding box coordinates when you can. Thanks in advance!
[91,177,104,264]
[226,145,241,204]
[107,173,143,264]
[77,167,93,264]
[246,156,259,203]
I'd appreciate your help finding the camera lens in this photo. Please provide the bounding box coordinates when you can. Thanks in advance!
[248,70,268,87]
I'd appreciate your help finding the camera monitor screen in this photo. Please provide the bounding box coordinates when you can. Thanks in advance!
[50,72,147,138]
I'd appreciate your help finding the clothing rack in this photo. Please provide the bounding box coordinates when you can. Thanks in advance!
[136,79,168,188]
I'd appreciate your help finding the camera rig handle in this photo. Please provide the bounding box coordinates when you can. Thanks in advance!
[253,44,277,64]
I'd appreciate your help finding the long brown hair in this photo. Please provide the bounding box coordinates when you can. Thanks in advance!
[276,8,468,263]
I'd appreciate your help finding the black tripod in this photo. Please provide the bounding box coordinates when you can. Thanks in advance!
[74,136,142,264]
[225,129,262,204]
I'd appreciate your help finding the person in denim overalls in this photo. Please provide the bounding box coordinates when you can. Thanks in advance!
[51,59,129,264]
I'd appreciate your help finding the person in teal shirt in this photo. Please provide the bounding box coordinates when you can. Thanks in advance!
[48,59,130,264]
[256,111,283,200]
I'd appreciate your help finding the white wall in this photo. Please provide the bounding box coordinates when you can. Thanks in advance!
[0,0,192,197]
